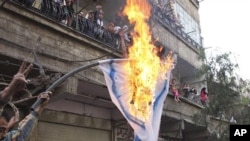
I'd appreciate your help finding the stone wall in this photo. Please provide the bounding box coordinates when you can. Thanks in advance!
[0,2,120,87]
[29,109,112,141]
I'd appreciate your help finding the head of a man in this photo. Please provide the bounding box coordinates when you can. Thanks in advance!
[0,111,10,140]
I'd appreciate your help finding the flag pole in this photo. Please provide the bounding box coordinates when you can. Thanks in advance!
[31,62,100,111]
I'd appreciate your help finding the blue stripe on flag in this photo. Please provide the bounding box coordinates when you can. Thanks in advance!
[99,59,172,141]
[134,135,141,141]
[153,80,168,110]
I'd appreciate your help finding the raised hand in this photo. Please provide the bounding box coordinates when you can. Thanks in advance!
[35,91,52,115]
[7,115,19,131]
[0,61,33,100]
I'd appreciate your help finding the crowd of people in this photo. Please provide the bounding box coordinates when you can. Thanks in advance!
[14,0,189,59]
[37,0,132,57]
[170,78,208,106]
[72,4,132,58]
[12,0,133,57]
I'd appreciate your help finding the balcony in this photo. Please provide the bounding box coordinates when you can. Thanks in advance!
[1,0,205,107]
[152,7,202,52]
[4,0,124,54]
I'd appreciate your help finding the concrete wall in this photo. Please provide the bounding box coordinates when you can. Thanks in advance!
[177,0,200,22]
[164,95,203,124]
[29,109,112,141]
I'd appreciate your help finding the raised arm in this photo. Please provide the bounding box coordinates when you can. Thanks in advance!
[10,91,51,140]
[118,29,128,58]
[0,61,33,101]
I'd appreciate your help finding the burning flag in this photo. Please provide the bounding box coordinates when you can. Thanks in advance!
[99,0,174,140]
[99,58,173,141]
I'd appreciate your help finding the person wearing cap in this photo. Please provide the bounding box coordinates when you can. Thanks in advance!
[0,61,52,141]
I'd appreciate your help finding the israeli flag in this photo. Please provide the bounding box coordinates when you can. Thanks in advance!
[99,59,172,141]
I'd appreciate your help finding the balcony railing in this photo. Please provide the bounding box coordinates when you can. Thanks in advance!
[152,5,202,51]
[7,0,202,55]
[8,0,123,52]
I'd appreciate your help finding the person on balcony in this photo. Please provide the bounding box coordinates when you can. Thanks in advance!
[106,22,127,58]
[94,5,103,23]
[60,0,74,26]
[96,11,104,28]
[118,27,129,58]
[181,83,191,98]
[200,87,208,106]
[94,11,105,39]
[113,7,124,27]
[155,0,165,18]
[170,79,180,102]
[189,87,197,100]
[85,10,95,22]
[84,10,95,36]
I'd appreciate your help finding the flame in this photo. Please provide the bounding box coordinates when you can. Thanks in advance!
[123,0,173,121]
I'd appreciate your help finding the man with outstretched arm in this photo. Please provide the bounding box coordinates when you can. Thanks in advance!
[0,92,51,141]
[0,61,52,141]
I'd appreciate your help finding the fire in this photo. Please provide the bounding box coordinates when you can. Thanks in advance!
[123,0,173,121]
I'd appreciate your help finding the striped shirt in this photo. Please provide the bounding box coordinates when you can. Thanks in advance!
[2,111,39,141]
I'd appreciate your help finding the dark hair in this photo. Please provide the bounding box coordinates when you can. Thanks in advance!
[201,87,208,95]
[201,87,206,91]
[0,110,11,122]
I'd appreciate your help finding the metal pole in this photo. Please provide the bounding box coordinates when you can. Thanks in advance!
[31,62,100,111]
[76,0,79,30]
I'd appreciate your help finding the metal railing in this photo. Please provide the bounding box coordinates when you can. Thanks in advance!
[11,0,122,51]
[152,5,202,50]
[8,0,201,55]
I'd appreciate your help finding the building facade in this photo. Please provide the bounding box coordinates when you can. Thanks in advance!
[0,0,228,140]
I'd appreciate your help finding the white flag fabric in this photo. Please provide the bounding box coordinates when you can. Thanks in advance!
[99,59,172,141]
